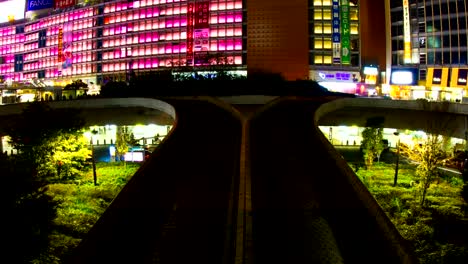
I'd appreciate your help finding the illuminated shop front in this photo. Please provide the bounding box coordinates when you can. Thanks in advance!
[309,70,360,94]
[389,67,423,100]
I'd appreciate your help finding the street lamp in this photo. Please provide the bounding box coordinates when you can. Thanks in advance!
[393,131,400,187]
[91,129,98,186]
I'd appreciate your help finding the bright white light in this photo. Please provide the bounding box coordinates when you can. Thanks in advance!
[1,0,26,23]
[391,71,413,85]
[363,66,378,75]
[318,81,357,92]
[124,151,144,162]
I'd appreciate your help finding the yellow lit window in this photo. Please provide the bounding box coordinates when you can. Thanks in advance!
[323,55,332,64]
[314,24,323,34]
[324,37,332,49]
[351,23,359,34]
[314,55,323,64]
[314,38,323,49]
[323,10,332,20]
[314,0,322,6]
[314,9,323,20]
[350,9,358,20]
[323,23,332,34]
[322,0,332,6]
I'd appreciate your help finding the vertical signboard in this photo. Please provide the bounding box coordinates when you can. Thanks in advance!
[332,0,341,64]
[194,1,210,65]
[403,0,411,63]
[62,22,72,69]
[58,27,63,71]
[186,2,194,66]
[340,0,350,65]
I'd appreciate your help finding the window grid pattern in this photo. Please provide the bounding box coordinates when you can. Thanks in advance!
[0,0,244,82]
[308,0,359,66]
[391,0,468,66]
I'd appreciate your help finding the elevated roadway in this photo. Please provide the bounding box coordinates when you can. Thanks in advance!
[5,96,465,263]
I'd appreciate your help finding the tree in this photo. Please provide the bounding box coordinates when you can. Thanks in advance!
[360,117,385,169]
[115,126,132,166]
[400,100,454,206]
[402,134,446,206]
[5,101,87,181]
[1,101,89,262]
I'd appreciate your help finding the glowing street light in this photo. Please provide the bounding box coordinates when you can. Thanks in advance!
[393,131,400,187]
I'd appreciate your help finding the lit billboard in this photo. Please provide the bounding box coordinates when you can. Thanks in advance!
[27,0,53,11]
[390,68,418,85]
[0,0,26,23]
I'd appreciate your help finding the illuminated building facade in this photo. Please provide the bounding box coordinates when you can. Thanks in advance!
[0,0,380,100]
[308,0,363,94]
[388,0,468,101]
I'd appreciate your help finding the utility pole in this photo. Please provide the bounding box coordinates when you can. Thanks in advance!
[393,131,400,187]
[91,129,98,186]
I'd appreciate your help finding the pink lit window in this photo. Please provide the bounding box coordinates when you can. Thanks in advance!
[173,18,181,27]
[211,3,218,11]
[235,26,242,36]
[181,18,187,26]
[181,31,187,39]
[219,2,226,10]
[166,19,173,28]
[235,1,242,9]
[227,1,234,9]
[210,40,218,51]
[152,59,158,67]
[145,59,151,68]
[173,44,180,53]
[218,27,226,37]
[181,5,187,14]
[218,40,226,51]
[152,46,158,54]
[227,39,234,50]
[180,43,187,53]
[145,46,151,55]
[235,13,242,22]
[210,14,218,24]
[174,7,181,15]
[226,14,234,23]
[227,27,234,36]
[165,44,172,53]
[235,39,242,50]
[159,19,166,29]
[159,45,165,54]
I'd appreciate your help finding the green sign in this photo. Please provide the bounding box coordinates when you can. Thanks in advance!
[340,0,350,65]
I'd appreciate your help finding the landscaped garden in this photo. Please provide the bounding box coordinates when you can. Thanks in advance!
[350,158,467,263]
[37,162,140,264]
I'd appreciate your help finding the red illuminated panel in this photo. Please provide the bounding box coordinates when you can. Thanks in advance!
[55,0,75,9]
[194,1,209,29]
[186,2,194,65]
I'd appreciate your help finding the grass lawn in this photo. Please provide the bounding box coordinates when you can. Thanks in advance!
[36,162,140,264]
[353,162,468,264]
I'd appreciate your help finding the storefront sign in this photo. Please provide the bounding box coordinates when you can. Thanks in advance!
[403,0,412,63]
[316,71,359,82]
[458,69,467,85]
[433,69,442,84]
[27,0,53,11]
[62,22,72,69]
[340,0,350,65]
[332,0,341,64]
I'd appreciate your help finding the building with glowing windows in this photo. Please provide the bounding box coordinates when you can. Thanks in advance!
[387,0,468,102]
[0,0,386,102]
